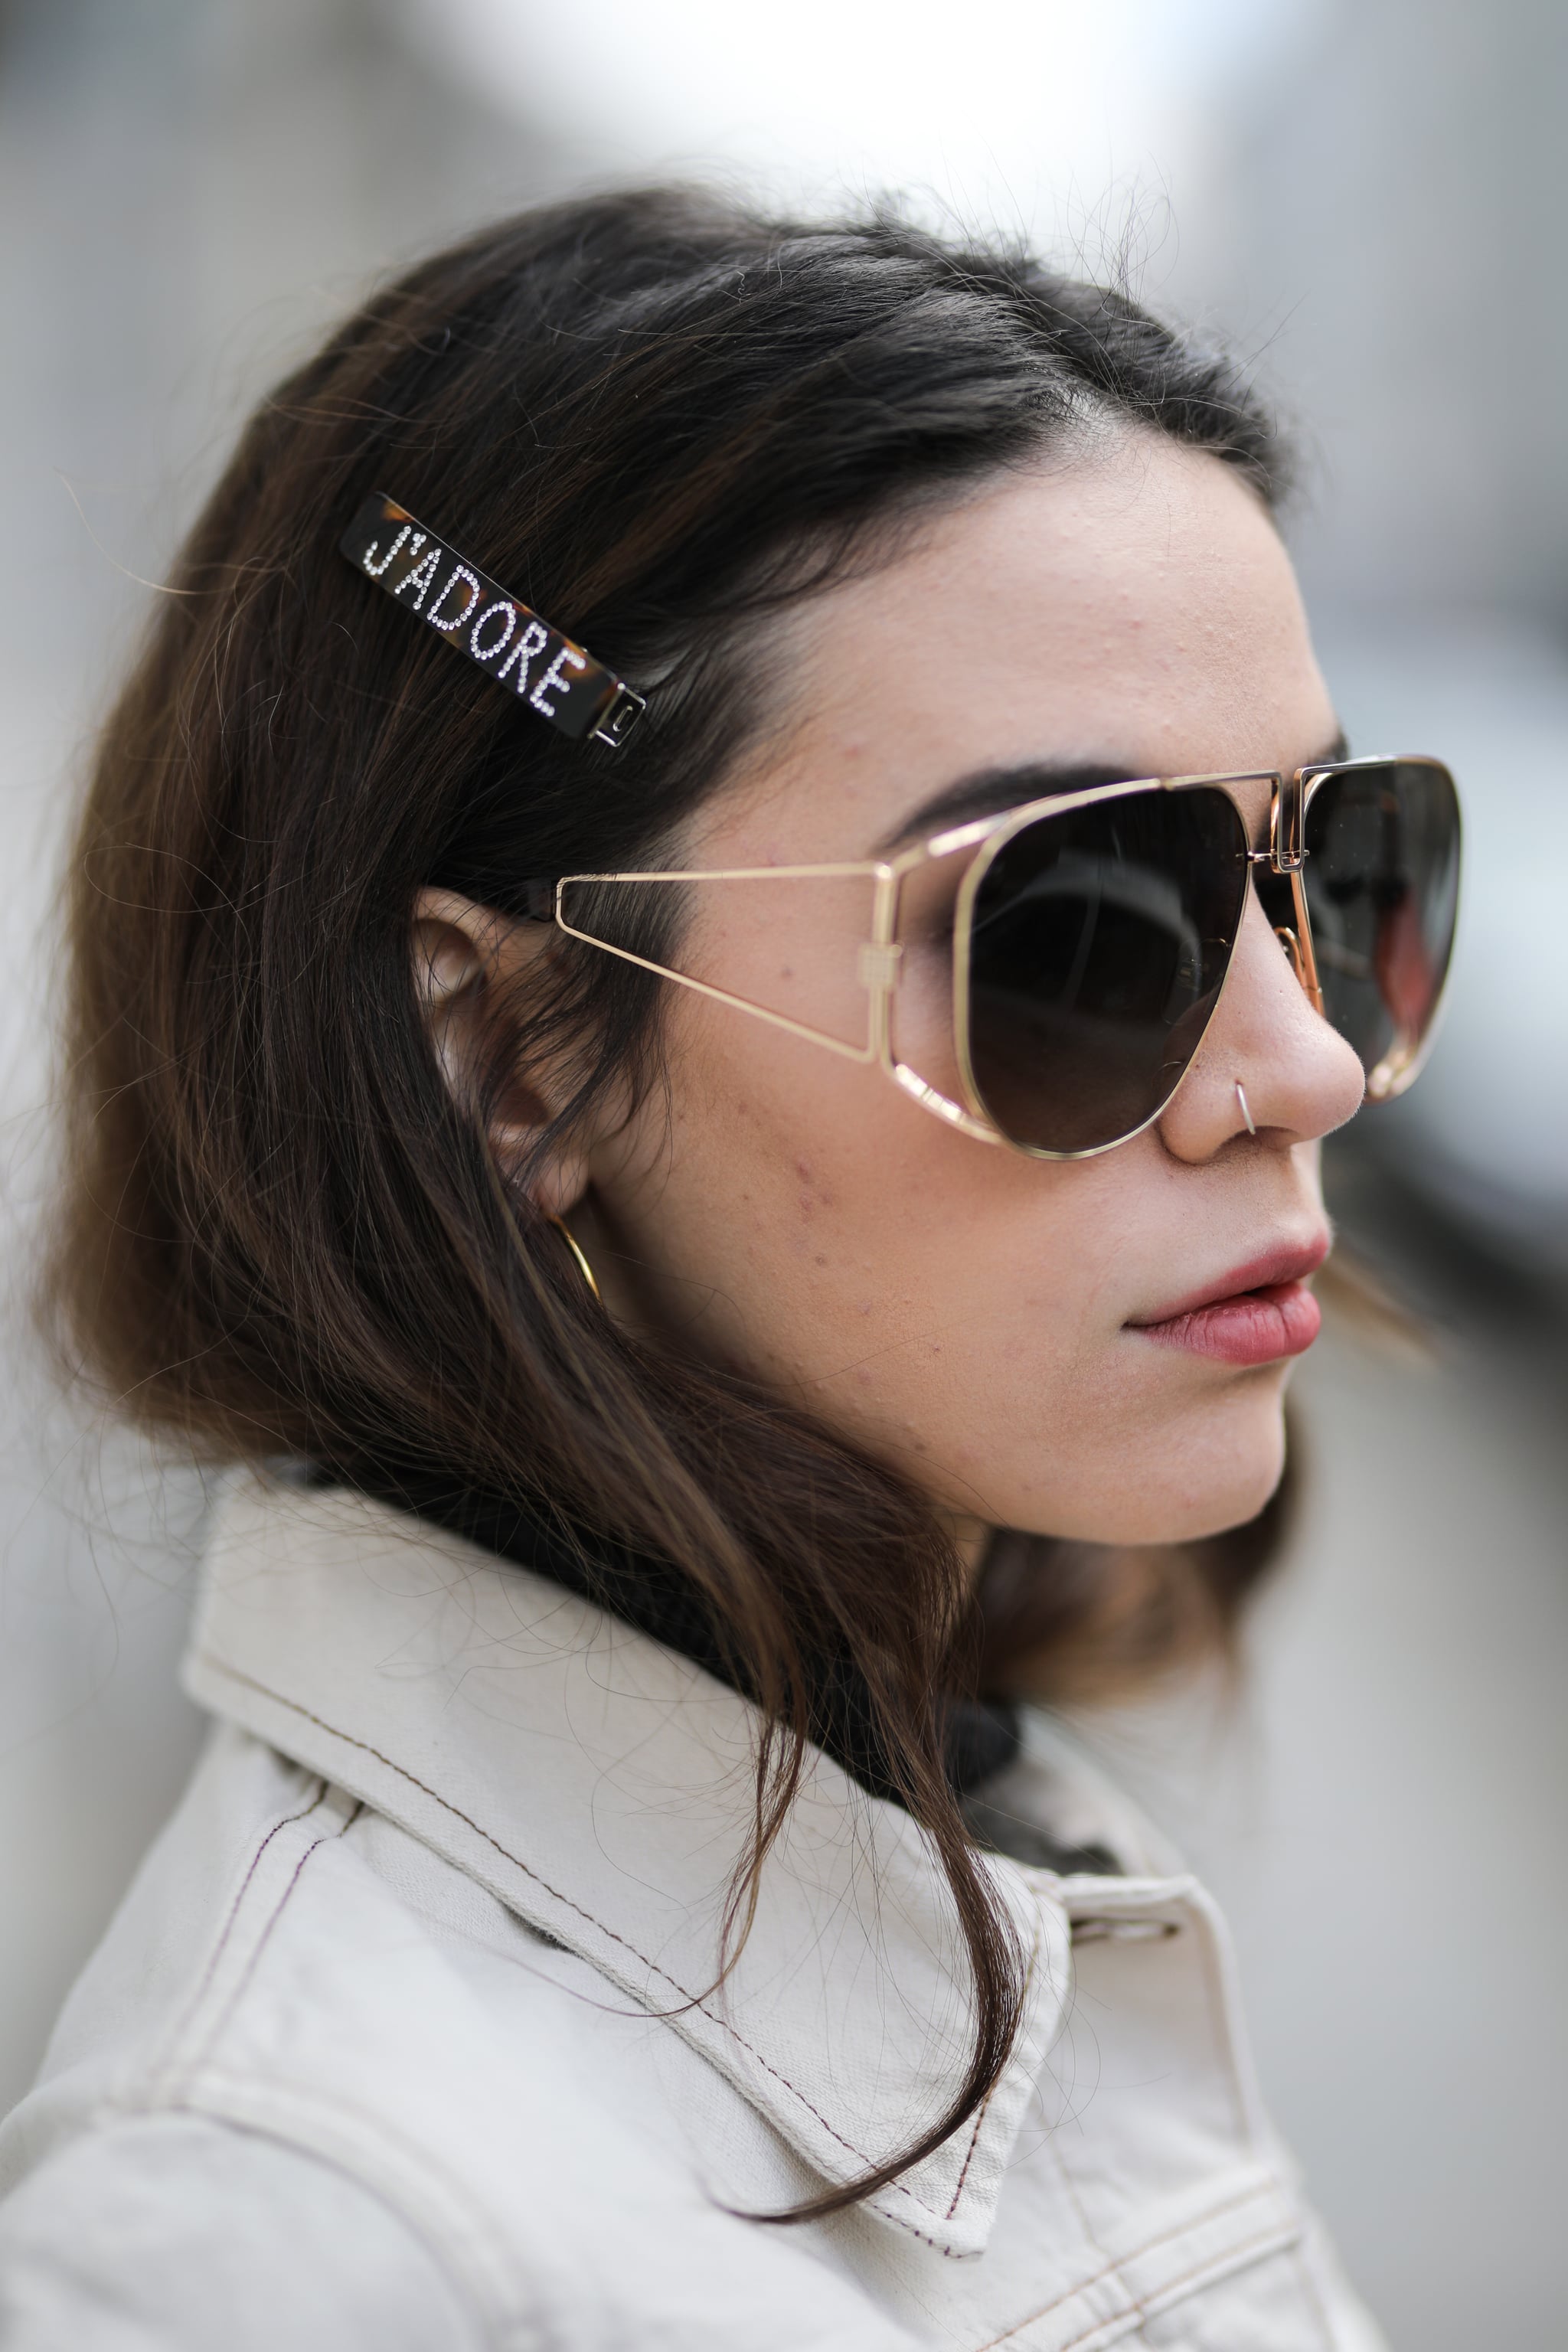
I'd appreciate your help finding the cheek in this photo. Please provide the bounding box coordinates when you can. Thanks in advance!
[617,1011,1132,1459]
[610,1008,1291,1544]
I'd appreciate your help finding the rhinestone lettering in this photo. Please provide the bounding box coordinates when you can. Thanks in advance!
[530,644,588,719]
[426,563,483,634]
[495,619,550,691]
[469,600,518,663]
[397,546,439,610]
[361,523,411,578]
[339,493,645,749]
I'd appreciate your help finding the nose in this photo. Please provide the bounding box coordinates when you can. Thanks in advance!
[1156,884,1366,1161]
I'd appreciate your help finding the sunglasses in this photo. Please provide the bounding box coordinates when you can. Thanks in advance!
[545,755,1461,1160]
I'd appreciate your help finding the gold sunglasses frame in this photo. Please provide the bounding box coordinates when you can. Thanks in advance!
[553,756,1453,1161]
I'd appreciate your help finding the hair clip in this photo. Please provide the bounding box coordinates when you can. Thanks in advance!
[339,493,645,750]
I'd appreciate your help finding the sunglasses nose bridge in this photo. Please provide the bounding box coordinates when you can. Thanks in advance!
[1268,769,1306,873]
[1246,781,1327,1016]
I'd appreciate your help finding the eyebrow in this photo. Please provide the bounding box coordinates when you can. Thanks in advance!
[877,728,1352,852]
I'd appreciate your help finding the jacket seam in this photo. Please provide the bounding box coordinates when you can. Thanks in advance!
[188,1781,328,2014]
[149,1781,329,2092]
[942,1905,1044,2220]
[1020,2220,1297,2352]
[1187,1890,1258,2154]
[195,1649,972,2240]
[106,2093,524,2352]
[190,1804,364,2077]
[969,2177,1298,2349]
[1050,2220,1299,2352]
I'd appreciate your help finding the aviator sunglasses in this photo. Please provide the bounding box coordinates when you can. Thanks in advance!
[545,756,1462,1161]
[338,505,1460,1158]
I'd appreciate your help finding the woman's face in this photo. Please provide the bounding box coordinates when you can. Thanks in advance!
[581,433,1365,1546]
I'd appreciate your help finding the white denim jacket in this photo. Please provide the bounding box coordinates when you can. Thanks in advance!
[0,1477,1386,2350]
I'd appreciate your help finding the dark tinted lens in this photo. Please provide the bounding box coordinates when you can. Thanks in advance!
[964,787,1250,1154]
[1302,759,1460,1096]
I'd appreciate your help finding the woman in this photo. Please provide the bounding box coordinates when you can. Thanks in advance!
[0,190,1459,2347]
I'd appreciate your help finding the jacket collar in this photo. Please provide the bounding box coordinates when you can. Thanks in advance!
[184,1473,1072,2258]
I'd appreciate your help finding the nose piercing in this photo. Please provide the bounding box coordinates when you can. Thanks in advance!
[1235,1080,1256,1136]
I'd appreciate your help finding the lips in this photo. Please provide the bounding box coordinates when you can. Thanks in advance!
[1129,1237,1330,1368]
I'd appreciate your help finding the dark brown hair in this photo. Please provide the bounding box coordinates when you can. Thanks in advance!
[48,187,1293,2219]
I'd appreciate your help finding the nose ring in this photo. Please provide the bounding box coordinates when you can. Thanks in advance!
[1235,1080,1256,1136]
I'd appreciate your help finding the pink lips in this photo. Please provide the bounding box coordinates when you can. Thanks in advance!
[1130,1239,1330,1367]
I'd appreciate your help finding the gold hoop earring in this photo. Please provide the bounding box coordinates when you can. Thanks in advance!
[546,1214,602,1303]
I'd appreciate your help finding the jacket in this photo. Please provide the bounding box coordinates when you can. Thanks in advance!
[0,1473,1386,2350]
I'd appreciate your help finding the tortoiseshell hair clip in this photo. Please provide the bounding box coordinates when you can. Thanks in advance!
[340,493,646,750]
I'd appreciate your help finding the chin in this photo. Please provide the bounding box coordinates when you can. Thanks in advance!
[1146,1462,1285,1547]
[1153,1417,1289,1544]
[1011,1383,1291,1548]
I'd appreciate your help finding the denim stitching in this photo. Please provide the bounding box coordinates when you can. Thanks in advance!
[969,2179,1293,2349]
[196,1651,975,2242]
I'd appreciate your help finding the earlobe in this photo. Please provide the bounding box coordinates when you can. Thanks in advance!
[528,1145,593,1220]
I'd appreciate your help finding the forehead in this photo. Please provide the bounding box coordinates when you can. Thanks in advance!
[707,433,1334,861]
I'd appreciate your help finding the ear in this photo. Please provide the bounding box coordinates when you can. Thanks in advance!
[409,885,592,1217]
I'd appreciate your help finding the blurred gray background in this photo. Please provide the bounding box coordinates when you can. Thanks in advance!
[1,3,1564,2346]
